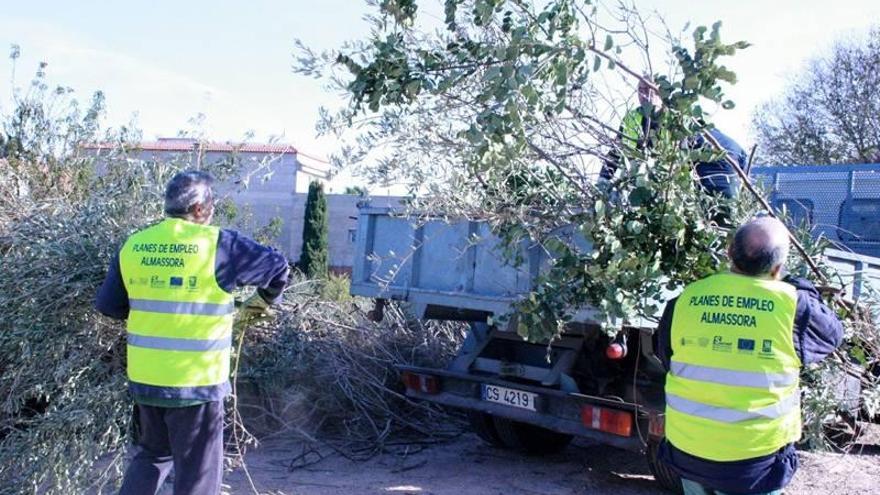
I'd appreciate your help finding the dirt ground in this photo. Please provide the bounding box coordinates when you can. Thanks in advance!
[223,430,880,495]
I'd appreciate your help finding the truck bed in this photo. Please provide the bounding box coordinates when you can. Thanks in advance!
[350,206,600,324]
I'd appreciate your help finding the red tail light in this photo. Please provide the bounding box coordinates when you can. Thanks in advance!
[581,405,633,437]
[401,371,440,394]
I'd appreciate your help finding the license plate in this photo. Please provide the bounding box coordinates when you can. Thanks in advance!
[481,384,537,411]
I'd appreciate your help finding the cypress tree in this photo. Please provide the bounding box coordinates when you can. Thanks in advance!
[299,180,329,279]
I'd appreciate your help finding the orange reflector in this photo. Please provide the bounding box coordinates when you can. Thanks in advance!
[401,371,440,394]
[581,405,633,437]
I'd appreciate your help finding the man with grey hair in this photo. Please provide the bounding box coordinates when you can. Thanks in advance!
[655,216,843,495]
[728,217,791,278]
[96,170,289,494]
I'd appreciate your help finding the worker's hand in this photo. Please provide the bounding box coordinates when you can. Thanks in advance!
[239,292,273,323]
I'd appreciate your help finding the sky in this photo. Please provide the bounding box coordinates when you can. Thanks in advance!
[1,0,879,191]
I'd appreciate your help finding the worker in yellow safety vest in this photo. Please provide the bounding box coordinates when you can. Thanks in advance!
[96,170,289,495]
[600,78,745,203]
[654,216,843,495]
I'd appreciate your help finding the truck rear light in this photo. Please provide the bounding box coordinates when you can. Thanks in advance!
[401,371,440,394]
[648,411,665,438]
[605,332,628,360]
[581,405,632,437]
[605,343,627,359]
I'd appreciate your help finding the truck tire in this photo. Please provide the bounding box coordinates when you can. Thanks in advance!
[646,440,682,494]
[467,411,506,447]
[491,417,573,454]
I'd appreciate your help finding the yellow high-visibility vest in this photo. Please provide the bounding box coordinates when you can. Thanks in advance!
[621,108,645,151]
[119,218,234,400]
[665,272,801,461]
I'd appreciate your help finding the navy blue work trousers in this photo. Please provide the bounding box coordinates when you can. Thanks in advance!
[119,401,223,495]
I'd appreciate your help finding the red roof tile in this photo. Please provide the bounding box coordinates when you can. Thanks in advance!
[85,139,298,154]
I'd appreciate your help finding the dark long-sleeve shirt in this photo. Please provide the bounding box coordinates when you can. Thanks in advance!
[655,275,844,494]
[96,228,290,320]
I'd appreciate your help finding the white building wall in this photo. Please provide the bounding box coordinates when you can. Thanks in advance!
[137,148,306,260]
[112,144,398,270]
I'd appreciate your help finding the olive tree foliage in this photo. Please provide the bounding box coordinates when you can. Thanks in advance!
[295,0,752,340]
[752,27,880,165]
[2,45,109,198]
[0,49,240,492]
[0,55,150,493]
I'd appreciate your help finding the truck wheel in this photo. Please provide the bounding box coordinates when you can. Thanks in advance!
[467,411,506,447]
[646,440,682,494]
[492,417,573,454]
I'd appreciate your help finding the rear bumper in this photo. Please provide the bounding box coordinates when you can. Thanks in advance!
[399,365,654,452]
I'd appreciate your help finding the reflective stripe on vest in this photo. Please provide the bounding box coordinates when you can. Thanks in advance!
[665,272,801,462]
[666,392,800,423]
[129,298,235,316]
[119,218,234,400]
[670,361,798,389]
[127,334,233,352]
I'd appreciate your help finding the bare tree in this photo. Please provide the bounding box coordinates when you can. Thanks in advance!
[753,28,880,165]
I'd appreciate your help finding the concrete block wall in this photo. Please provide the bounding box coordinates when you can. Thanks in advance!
[209,151,300,259]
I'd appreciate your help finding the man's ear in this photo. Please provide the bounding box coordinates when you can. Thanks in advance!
[190,202,211,223]
[769,264,784,280]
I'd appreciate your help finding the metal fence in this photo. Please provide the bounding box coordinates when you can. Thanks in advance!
[751,164,880,257]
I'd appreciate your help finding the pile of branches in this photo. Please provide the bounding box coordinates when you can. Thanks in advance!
[235,279,466,460]
[0,156,466,493]
[0,152,466,494]
[0,158,173,492]
[0,57,178,492]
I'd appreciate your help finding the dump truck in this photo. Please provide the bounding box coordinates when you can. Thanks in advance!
[349,167,880,493]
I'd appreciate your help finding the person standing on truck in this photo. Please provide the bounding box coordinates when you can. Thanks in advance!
[599,78,662,179]
[655,216,843,495]
[600,78,744,201]
[95,170,290,495]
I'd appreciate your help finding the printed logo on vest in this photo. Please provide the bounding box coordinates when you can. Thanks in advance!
[758,339,775,359]
[150,275,166,289]
[712,335,733,352]
[681,336,711,348]
[169,276,184,288]
[737,338,755,354]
